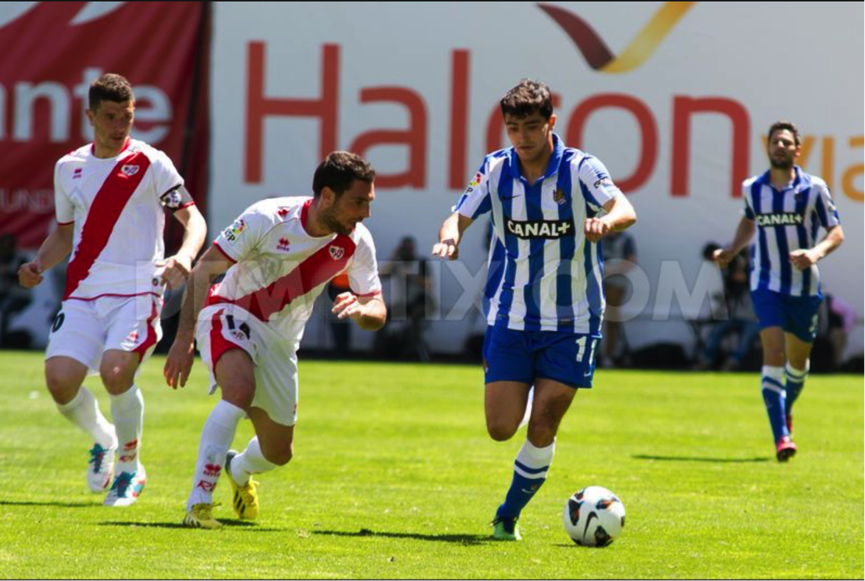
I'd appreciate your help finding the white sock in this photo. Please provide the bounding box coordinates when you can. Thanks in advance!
[110,385,145,473]
[187,401,246,510]
[231,436,278,486]
[56,387,117,449]
[517,438,555,476]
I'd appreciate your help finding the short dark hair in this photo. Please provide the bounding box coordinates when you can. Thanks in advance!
[89,73,134,112]
[768,120,801,146]
[500,79,554,120]
[312,151,376,198]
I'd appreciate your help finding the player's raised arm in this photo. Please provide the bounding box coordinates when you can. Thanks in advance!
[163,245,233,389]
[432,212,473,260]
[18,223,75,288]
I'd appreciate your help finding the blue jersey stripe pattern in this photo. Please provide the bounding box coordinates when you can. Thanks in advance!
[743,167,841,297]
[453,134,622,333]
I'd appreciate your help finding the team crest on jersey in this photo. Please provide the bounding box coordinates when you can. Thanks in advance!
[162,190,183,209]
[329,246,345,260]
[553,188,566,205]
[121,164,140,177]
[277,237,291,252]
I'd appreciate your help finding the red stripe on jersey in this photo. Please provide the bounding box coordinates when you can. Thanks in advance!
[133,299,160,362]
[207,235,356,321]
[352,289,381,299]
[57,220,74,226]
[64,151,152,299]
[209,309,243,370]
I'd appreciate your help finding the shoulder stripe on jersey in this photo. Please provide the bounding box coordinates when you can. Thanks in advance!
[64,151,152,299]
[207,235,356,321]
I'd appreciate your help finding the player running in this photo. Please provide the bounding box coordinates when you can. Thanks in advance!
[164,151,387,529]
[713,120,844,461]
[433,80,637,540]
[18,73,207,505]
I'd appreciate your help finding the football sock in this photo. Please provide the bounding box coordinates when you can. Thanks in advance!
[784,362,808,413]
[231,436,278,486]
[187,400,245,510]
[497,438,555,520]
[56,386,117,450]
[761,366,788,443]
[110,385,144,473]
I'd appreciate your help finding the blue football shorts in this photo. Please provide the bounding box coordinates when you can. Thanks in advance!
[750,288,823,343]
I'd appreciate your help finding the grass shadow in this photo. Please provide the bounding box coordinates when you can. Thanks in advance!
[99,520,281,532]
[632,454,770,464]
[313,529,493,546]
[0,500,97,509]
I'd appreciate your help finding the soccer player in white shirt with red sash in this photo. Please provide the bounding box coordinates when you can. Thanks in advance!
[164,152,387,529]
[18,74,207,506]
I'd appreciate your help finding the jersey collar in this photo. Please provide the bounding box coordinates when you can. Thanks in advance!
[508,132,565,184]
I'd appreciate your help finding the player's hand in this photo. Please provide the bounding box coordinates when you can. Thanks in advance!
[712,248,735,268]
[160,254,193,290]
[789,249,817,271]
[584,218,611,243]
[164,333,195,389]
[332,292,364,321]
[18,261,44,288]
[432,239,459,260]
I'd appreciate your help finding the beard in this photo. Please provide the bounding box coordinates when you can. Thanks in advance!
[320,208,354,236]
[769,155,794,170]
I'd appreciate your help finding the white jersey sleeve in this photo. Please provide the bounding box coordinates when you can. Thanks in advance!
[150,150,184,198]
[578,156,622,211]
[348,227,382,297]
[741,177,757,220]
[54,160,74,224]
[453,159,493,220]
[213,201,274,262]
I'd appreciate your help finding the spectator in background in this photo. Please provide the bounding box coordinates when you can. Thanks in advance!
[0,234,33,346]
[601,230,637,367]
[379,236,431,361]
[696,244,759,371]
[327,273,353,354]
[814,291,856,370]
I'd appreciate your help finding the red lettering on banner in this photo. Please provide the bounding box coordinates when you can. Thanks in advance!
[567,94,657,192]
[448,50,470,189]
[672,96,750,198]
[245,42,339,183]
[349,88,427,188]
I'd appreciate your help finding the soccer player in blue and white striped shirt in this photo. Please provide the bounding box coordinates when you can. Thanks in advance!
[714,120,844,462]
[433,80,637,540]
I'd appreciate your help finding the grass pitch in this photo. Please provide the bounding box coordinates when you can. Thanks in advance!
[0,351,861,579]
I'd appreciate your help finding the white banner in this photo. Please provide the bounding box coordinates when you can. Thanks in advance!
[209,2,863,357]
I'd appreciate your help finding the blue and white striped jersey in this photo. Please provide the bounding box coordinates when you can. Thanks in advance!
[454,134,623,334]
[743,167,841,297]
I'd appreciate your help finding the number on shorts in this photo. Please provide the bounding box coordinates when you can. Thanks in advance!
[576,337,597,365]
[51,312,65,333]
[225,314,251,341]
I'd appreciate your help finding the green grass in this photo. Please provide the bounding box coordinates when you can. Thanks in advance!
[0,350,861,579]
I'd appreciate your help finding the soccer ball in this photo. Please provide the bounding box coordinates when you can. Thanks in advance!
[563,486,625,547]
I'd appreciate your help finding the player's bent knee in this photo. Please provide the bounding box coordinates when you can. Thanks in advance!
[261,443,293,466]
[487,420,518,442]
[527,425,557,448]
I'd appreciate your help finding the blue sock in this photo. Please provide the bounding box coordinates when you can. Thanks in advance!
[785,363,808,414]
[497,439,555,520]
[761,366,788,443]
